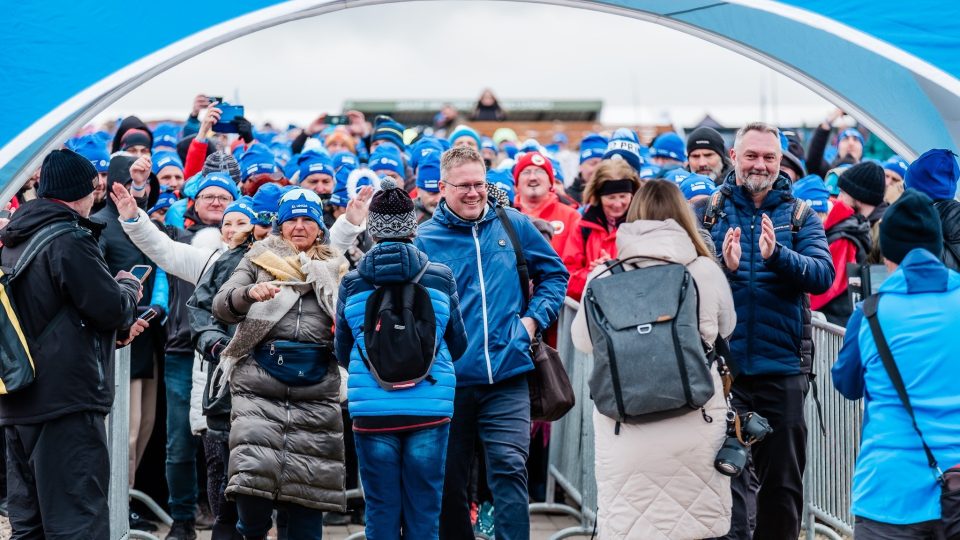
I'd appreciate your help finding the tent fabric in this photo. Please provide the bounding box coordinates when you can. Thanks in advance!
[2,0,959,201]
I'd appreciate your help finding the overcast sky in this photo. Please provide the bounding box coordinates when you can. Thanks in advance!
[96,1,834,128]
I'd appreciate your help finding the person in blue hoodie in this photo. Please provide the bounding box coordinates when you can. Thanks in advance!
[832,189,960,538]
[415,146,568,540]
[335,179,467,539]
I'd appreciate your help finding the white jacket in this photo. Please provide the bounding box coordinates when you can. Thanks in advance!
[572,219,736,540]
[120,209,366,435]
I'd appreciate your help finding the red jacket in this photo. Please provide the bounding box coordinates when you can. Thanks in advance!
[811,200,867,311]
[516,194,581,255]
[184,138,209,179]
[561,209,619,301]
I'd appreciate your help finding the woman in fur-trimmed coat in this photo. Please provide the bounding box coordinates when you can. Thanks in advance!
[212,188,348,540]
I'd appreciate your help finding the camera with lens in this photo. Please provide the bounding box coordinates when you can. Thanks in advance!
[714,412,774,477]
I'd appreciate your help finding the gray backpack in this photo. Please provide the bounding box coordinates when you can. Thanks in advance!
[583,256,714,431]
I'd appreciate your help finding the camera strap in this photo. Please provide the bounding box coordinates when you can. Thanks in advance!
[863,294,943,482]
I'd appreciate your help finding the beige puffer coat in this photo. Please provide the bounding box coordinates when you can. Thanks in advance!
[572,219,736,540]
[212,236,347,512]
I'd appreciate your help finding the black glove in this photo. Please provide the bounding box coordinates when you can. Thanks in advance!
[233,116,254,144]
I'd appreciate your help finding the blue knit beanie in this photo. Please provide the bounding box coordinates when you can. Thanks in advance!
[368,146,405,178]
[277,188,324,226]
[331,151,359,174]
[410,137,444,171]
[152,151,184,174]
[883,155,909,181]
[223,195,257,223]
[250,183,286,225]
[72,135,111,173]
[416,153,441,193]
[197,172,240,201]
[448,125,482,148]
[679,174,717,200]
[651,132,687,162]
[579,134,608,164]
[792,174,831,213]
[904,149,960,201]
[371,117,406,150]
[152,123,181,151]
[239,144,277,181]
[296,150,335,183]
[836,128,865,150]
[603,139,643,174]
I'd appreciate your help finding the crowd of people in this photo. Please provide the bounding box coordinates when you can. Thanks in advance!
[0,95,958,540]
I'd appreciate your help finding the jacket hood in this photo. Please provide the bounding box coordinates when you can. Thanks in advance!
[111,116,153,154]
[615,219,698,267]
[823,199,856,230]
[0,198,104,248]
[357,241,428,285]
[105,154,161,213]
[880,248,960,295]
[431,199,497,229]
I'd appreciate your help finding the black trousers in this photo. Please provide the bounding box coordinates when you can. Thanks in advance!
[5,411,110,540]
[855,516,946,540]
[723,374,809,540]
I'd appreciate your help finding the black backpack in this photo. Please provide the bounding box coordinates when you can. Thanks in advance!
[0,221,80,394]
[357,265,438,391]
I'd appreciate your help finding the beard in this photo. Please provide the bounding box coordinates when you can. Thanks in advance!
[737,166,777,194]
[696,163,723,181]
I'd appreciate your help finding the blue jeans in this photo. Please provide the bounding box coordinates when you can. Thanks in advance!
[355,424,450,539]
[235,494,322,540]
[440,373,531,540]
[165,352,199,521]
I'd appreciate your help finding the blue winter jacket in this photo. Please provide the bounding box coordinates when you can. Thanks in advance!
[832,249,960,525]
[704,175,834,375]
[415,201,569,387]
[335,241,468,420]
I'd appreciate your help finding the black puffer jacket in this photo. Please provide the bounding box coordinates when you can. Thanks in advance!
[936,199,960,271]
[186,241,249,433]
[0,199,139,424]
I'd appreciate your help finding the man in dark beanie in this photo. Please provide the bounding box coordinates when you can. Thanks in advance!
[832,188,960,539]
[0,148,145,536]
[811,161,885,325]
[334,177,468,538]
[904,148,960,271]
[686,126,732,181]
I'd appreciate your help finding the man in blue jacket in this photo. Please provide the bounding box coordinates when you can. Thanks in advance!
[833,189,960,538]
[703,122,834,539]
[416,146,568,540]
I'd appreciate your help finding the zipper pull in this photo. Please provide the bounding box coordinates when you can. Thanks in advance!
[270,342,275,355]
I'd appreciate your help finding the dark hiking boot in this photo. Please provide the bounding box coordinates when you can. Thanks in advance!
[165,519,197,540]
[323,511,351,526]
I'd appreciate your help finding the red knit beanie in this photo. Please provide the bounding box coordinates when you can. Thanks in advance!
[512,152,555,185]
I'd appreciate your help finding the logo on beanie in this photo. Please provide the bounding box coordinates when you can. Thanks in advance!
[531,154,546,166]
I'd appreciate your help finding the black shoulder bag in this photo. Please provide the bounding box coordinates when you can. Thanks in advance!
[863,294,960,539]
[495,207,575,422]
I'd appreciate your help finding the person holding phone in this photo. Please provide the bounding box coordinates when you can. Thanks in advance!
[0,149,146,537]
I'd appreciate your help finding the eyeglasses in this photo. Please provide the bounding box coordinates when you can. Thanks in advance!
[198,194,233,204]
[444,182,488,194]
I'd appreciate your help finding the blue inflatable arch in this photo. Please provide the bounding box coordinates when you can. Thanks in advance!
[2,0,959,203]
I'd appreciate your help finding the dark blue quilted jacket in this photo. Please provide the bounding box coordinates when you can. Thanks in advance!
[704,175,834,375]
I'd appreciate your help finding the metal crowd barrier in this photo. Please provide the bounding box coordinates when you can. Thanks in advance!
[536,299,861,540]
[803,318,861,540]
[529,298,596,539]
[108,347,172,540]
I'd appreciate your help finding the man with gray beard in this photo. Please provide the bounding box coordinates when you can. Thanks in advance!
[686,126,733,181]
[700,122,834,539]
